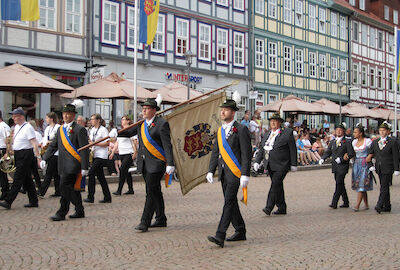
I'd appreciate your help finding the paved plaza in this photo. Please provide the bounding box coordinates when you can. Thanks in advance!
[1,168,400,269]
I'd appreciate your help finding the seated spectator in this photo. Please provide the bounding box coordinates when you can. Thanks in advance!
[313,137,324,156]
[302,133,320,164]
[296,134,309,166]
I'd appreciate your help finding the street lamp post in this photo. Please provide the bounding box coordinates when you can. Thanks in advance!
[337,78,344,123]
[184,50,195,100]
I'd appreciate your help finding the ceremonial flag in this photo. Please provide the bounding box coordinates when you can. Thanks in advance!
[139,0,160,45]
[1,0,39,21]
[166,92,225,195]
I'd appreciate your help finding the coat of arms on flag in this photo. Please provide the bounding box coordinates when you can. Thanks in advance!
[144,0,156,16]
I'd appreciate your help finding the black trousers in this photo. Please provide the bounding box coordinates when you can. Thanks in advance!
[56,173,84,217]
[331,171,349,206]
[377,173,392,210]
[88,158,111,201]
[0,148,9,197]
[266,166,288,212]
[39,155,60,196]
[140,169,166,227]
[117,154,133,193]
[5,149,38,206]
[216,172,245,239]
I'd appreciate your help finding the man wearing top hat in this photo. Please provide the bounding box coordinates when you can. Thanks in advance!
[253,113,297,216]
[366,121,400,214]
[206,94,252,248]
[0,108,41,209]
[42,103,90,221]
[117,97,175,232]
[319,123,355,209]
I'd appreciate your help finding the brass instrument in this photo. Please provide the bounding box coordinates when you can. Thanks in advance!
[0,131,16,174]
[40,143,49,156]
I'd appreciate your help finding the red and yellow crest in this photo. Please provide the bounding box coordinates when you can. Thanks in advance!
[144,0,156,16]
[183,123,215,159]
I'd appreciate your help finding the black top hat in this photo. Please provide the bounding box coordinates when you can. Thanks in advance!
[9,107,25,115]
[336,123,346,130]
[142,98,160,111]
[62,104,77,113]
[268,113,283,121]
[220,99,239,111]
[379,121,391,130]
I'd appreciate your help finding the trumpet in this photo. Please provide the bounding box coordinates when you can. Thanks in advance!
[0,132,15,174]
[40,142,50,156]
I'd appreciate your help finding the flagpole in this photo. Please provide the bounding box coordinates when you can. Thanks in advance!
[395,26,398,135]
[133,0,139,123]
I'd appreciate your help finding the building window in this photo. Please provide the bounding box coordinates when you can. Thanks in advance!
[339,16,346,40]
[309,4,316,31]
[295,0,303,27]
[370,68,375,88]
[349,0,355,6]
[319,54,326,79]
[216,0,228,7]
[176,17,189,56]
[377,70,383,89]
[389,35,394,53]
[65,0,82,34]
[268,42,277,70]
[255,0,264,15]
[369,27,376,48]
[284,0,292,24]
[331,57,338,81]
[233,0,244,11]
[319,8,326,34]
[389,72,394,91]
[360,0,365,11]
[378,31,383,50]
[361,66,367,86]
[394,10,399,25]
[39,0,57,30]
[255,38,265,69]
[353,21,358,41]
[295,49,303,75]
[361,24,368,45]
[126,5,142,49]
[198,23,211,61]
[151,14,165,53]
[331,12,337,37]
[284,46,292,73]
[353,63,359,85]
[217,28,228,65]
[384,5,389,21]
[268,0,277,18]
[102,0,120,45]
[340,59,346,82]
[233,32,245,67]
[309,52,316,78]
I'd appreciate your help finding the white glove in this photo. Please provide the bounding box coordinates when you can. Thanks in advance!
[335,157,341,164]
[290,166,297,172]
[81,170,88,177]
[166,166,175,175]
[253,163,260,171]
[395,171,400,176]
[40,160,47,170]
[240,175,249,188]
[318,159,324,165]
[369,167,375,172]
[206,172,214,184]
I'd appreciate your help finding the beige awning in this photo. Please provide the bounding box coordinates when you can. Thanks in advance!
[152,82,203,104]
[258,95,323,114]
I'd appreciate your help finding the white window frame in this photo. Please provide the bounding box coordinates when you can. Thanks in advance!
[309,52,316,78]
[268,42,277,71]
[370,68,375,88]
[151,13,166,54]
[126,5,143,50]
[360,0,365,11]
[361,66,367,86]
[268,0,277,18]
[216,0,228,7]
[389,72,394,91]
[394,10,399,25]
[284,0,292,24]
[309,4,316,31]
[389,35,394,54]
[339,16,346,40]
[331,12,337,38]
[378,31,383,50]
[377,69,383,89]
[198,23,211,62]
[339,59,346,82]
[349,0,355,6]
[216,27,228,65]
[39,0,57,30]
[384,5,389,21]
[295,0,303,27]
[361,24,368,45]
[331,57,338,81]
[233,31,245,67]
[233,0,244,11]
[101,0,120,46]
[175,17,189,57]
[369,27,375,48]
[319,54,326,79]
[255,38,265,69]
[255,0,264,15]
[295,49,303,75]
[284,46,292,73]
[353,21,358,42]
[65,0,83,34]
[353,63,359,85]
[319,8,326,34]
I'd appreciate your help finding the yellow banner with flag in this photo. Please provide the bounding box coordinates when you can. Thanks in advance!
[165,92,225,195]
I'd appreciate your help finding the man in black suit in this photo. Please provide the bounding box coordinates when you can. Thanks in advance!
[43,104,89,221]
[118,97,174,232]
[320,123,355,209]
[206,97,252,248]
[367,121,399,214]
[254,113,297,216]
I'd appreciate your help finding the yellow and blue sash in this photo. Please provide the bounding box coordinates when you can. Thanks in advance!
[217,127,247,205]
[60,126,85,191]
[141,122,173,187]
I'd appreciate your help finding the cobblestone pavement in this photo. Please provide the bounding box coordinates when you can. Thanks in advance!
[1,168,400,269]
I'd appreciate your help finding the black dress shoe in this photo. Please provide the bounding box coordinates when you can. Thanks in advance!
[273,210,287,215]
[69,212,85,219]
[99,199,111,203]
[375,206,382,214]
[0,194,6,201]
[382,208,391,213]
[0,201,11,209]
[24,203,38,208]
[135,224,148,232]
[49,193,61,198]
[207,235,224,248]
[339,204,349,208]
[19,189,26,194]
[329,204,337,209]
[150,220,167,228]
[83,198,94,203]
[226,232,246,241]
[262,207,271,216]
[112,191,121,196]
[123,190,134,195]
[50,215,65,221]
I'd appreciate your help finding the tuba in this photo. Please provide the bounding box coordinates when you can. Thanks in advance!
[0,132,16,173]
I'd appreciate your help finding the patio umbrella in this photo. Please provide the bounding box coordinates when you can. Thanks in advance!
[371,104,400,120]
[152,82,203,104]
[61,72,155,100]
[258,95,323,114]
[312,98,348,115]
[343,102,382,119]
[0,63,74,93]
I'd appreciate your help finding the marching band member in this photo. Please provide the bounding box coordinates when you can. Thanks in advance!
[0,110,11,200]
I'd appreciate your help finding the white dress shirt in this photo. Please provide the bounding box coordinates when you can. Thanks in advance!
[90,125,109,159]
[0,121,11,149]
[264,129,280,150]
[43,124,60,156]
[222,120,235,139]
